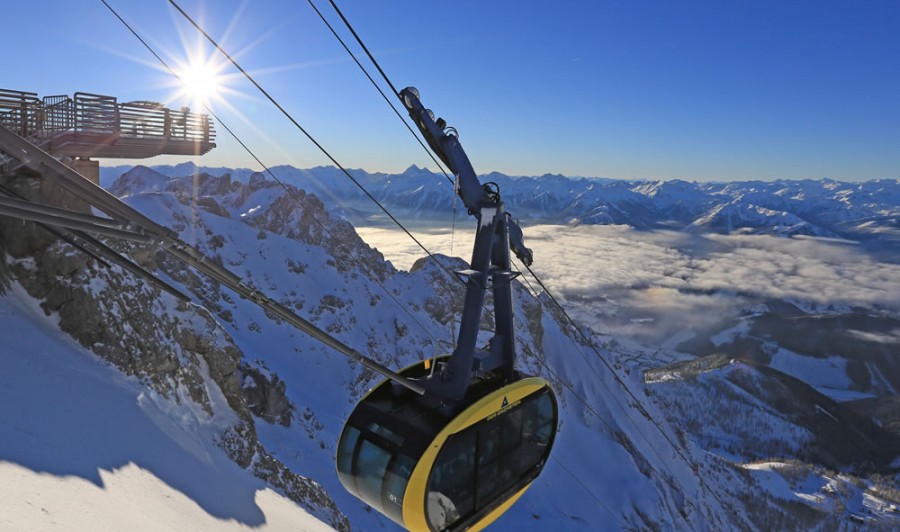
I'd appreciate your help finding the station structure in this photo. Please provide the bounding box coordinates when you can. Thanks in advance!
[0,88,216,183]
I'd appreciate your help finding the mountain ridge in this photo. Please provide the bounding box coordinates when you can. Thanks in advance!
[100,163,900,245]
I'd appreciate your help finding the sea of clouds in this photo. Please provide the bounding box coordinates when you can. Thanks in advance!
[358,224,900,345]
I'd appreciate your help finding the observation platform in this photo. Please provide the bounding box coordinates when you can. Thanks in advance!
[0,89,216,160]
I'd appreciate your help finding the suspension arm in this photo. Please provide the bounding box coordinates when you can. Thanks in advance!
[399,88,532,266]
[400,88,488,215]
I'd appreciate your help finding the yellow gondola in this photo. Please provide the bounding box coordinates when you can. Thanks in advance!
[338,357,557,531]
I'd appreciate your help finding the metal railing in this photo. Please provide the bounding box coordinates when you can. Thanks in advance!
[42,95,75,132]
[73,92,118,134]
[0,89,43,137]
[0,88,216,146]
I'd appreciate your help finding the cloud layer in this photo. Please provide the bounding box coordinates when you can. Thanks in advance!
[358,224,900,342]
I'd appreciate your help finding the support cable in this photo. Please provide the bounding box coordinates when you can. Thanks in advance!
[1,184,191,301]
[309,1,469,347]
[166,0,443,275]
[549,455,630,529]
[508,261,707,526]
[101,0,441,349]
[0,186,110,267]
[301,4,710,480]
[523,261,672,434]
[326,0,402,99]
[1,101,424,398]
[175,0,721,518]
[106,0,728,523]
[310,0,649,415]
[165,0,476,331]
[305,0,453,185]
[315,2,704,483]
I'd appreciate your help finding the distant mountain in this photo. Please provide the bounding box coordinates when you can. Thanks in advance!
[645,354,899,469]
[673,299,900,399]
[102,164,900,245]
[644,354,900,525]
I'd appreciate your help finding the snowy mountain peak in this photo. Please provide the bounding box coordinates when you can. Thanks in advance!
[107,165,171,197]
[401,163,422,173]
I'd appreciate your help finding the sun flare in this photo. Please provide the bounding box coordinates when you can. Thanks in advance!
[176,57,224,108]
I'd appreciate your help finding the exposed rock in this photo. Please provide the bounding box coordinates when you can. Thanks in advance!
[109,169,395,284]
[6,230,236,420]
[246,188,394,282]
[411,253,500,333]
[196,196,230,217]
[238,361,294,426]
[217,422,349,531]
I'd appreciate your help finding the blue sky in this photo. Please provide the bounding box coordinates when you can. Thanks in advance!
[3,1,898,181]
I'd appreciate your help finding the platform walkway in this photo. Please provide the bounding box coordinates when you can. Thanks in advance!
[0,89,216,160]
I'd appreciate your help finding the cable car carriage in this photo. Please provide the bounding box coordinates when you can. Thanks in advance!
[337,89,559,531]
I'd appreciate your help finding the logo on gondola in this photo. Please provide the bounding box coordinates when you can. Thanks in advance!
[501,396,509,408]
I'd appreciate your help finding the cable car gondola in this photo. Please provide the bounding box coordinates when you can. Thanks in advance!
[338,357,557,531]
[337,89,559,531]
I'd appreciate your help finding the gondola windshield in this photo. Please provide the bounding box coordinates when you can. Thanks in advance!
[425,389,556,530]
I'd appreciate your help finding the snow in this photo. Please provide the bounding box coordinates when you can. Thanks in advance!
[812,388,876,402]
[741,462,900,523]
[709,319,752,346]
[767,349,884,400]
[123,165,900,246]
[770,350,854,394]
[0,285,333,531]
[868,363,899,395]
[0,463,331,532]
[114,182,723,530]
[814,404,839,422]
[743,462,803,501]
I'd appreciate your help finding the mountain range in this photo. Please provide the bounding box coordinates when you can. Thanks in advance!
[1,163,898,529]
[102,163,900,245]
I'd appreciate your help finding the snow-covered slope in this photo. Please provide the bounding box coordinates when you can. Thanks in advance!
[644,354,900,526]
[673,298,900,403]
[0,285,334,532]
[645,355,897,468]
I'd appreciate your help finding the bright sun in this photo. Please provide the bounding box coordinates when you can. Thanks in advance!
[177,59,223,108]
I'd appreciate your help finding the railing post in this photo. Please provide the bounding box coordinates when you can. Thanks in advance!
[163,109,170,139]
[202,115,209,143]
[37,106,45,138]
[19,95,27,137]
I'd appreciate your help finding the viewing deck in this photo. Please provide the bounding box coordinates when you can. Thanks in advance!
[0,89,216,159]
